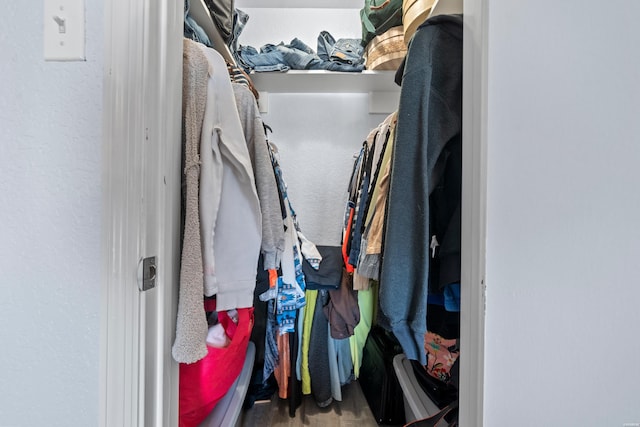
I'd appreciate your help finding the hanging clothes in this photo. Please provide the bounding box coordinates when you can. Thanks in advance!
[352,112,396,290]
[196,43,262,312]
[357,122,396,282]
[349,284,375,378]
[174,40,267,364]
[232,83,285,270]
[256,138,324,407]
[379,15,463,364]
[173,39,210,364]
[300,289,317,395]
[260,142,321,334]
[308,290,333,407]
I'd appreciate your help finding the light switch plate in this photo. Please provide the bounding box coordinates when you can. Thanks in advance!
[44,0,85,61]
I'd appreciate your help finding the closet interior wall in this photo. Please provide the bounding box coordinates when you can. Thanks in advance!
[260,94,386,245]
[237,3,390,245]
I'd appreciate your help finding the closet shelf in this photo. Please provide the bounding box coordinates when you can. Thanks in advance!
[236,0,362,9]
[249,70,400,94]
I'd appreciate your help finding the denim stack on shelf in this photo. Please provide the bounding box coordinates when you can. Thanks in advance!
[237,31,365,73]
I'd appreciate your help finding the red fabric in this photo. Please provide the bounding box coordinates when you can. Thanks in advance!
[342,206,356,273]
[179,306,254,427]
[203,299,217,312]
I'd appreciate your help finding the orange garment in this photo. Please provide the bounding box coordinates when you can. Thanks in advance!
[342,207,356,273]
[274,332,290,399]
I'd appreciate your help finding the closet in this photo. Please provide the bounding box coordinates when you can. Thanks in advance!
[101,0,487,425]
[174,0,462,425]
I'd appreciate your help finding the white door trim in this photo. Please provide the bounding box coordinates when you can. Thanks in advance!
[460,0,488,425]
[99,0,183,426]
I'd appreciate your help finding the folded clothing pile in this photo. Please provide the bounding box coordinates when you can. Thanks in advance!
[236,31,364,73]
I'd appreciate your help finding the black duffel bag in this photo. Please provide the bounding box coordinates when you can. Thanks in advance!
[359,325,406,425]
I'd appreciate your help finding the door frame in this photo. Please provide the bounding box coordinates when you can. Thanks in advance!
[100,1,489,425]
[99,0,183,426]
[460,0,488,424]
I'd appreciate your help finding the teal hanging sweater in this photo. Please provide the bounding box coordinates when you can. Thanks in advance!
[379,14,463,364]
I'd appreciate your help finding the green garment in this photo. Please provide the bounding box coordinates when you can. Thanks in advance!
[301,289,318,394]
[349,283,376,377]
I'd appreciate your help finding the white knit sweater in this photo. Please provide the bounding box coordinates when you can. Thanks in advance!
[197,44,262,312]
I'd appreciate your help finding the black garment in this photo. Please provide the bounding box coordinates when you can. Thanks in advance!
[243,255,277,409]
[288,321,302,417]
[302,246,342,290]
[426,303,460,340]
[309,290,332,407]
[429,135,462,293]
[203,0,234,42]
[250,255,270,369]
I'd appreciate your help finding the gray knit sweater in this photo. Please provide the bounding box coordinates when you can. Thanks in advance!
[232,83,285,270]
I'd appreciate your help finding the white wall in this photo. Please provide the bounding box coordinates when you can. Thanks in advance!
[236,6,361,48]
[0,2,103,426]
[238,6,389,246]
[484,1,640,425]
[261,93,386,246]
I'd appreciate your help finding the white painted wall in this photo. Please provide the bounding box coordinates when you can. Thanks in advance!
[236,7,361,49]
[0,2,103,426]
[237,6,389,246]
[261,93,386,246]
[484,1,640,425]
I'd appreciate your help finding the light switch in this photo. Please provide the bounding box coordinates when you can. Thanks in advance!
[44,0,85,61]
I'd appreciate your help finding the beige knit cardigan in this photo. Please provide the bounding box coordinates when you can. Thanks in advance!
[172,39,210,364]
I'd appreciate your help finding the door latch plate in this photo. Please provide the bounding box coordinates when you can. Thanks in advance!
[138,256,157,291]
